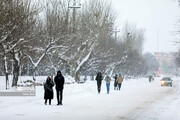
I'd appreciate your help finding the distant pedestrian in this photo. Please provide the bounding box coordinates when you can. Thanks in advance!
[114,74,118,90]
[117,74,123,90]
[44,76,54,105]
[54,71,65,105]
[105,75,111,94]
[149,75,152,82]
[95,72,103,94]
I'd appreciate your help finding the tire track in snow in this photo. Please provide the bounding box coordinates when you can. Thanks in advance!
[117,81,176,120]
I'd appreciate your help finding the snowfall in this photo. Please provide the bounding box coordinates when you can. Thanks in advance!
[0,76,180,120]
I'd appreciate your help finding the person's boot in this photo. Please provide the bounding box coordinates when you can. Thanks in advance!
[60,101,62,105]
[49,99,51,105]
[44,99,47,105]
[57,100,61,105]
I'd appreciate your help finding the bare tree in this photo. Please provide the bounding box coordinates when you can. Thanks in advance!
[70,0,116,80]
[26,0,72,80]
[0,0,40,87]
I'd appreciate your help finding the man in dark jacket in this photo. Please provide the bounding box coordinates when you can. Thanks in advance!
[149,75,152,82]
[54,71,65,105]
[95,72,103,94]
[114,74,118,90]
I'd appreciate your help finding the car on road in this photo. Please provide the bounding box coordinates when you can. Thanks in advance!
[160,77,173,87]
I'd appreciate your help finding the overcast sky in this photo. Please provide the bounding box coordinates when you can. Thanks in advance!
[111,0,180,53]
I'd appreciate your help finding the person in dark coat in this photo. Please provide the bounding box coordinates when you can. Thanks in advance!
[54,70,65,105]
[95,72,103,94]
[149,75,152,82]
[44,76,54,105]
[114,74,118,90]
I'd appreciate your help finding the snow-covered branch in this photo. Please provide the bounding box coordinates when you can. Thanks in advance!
[0,25,17,44]
[76,50,92,72]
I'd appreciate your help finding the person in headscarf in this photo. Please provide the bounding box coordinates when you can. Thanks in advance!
[44,76,54,105]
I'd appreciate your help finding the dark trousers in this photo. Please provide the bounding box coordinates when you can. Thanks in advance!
[97,83,101,93]
[45,99,51,105]
[114,84,118,90]
[56,89,63,104]
[118,83,122,90]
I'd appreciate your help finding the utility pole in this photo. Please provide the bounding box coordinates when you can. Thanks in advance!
[123,32,131,63]
[110,27,120,66]
[68,0,81,78]
[114,27,120,41]
[68,0,81,34]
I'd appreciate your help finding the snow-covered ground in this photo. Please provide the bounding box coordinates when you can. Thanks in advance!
[0,76,179,120]
[132,77,180,120]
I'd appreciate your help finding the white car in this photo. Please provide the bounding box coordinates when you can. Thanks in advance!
[160,77,173,87]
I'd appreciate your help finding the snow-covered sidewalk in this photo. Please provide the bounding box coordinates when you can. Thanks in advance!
[0,77,177,120]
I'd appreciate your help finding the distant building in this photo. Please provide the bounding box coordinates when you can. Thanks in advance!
[154,52,178,75]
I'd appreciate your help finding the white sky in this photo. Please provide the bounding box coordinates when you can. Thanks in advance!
[111,0,180,53]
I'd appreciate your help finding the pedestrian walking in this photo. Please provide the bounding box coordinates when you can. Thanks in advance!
[105,75,111,94]
[95,72,103,94]
[114,74,118,90]
[117,74,123,90]
[149,75,152,82]
[54,71,65,105]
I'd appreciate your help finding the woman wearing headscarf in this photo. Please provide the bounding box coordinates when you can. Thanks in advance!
[105,75,111,94]
[44,76,54,105]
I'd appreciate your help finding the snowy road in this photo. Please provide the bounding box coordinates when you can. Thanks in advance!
[131,78,180,120]
[0,77,179,120]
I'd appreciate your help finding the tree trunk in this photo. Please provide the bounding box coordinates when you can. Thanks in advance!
[51,67,54,80]
[84,74,87,81]
[66,64,71,75]
[91,75,94,81]
[33,68,36,81]
[75,70,80,81]
[3,56,9,89]
[12,59,19,87]
[5,73,9,89]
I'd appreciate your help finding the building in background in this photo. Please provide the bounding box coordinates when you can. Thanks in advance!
[154,52,178,76]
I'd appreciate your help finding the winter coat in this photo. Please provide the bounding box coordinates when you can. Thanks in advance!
[54,71,65,90]
[117,74,123,84]
[96,72,103,85]
[149,75,152,80]
[105,75,111,83]
[114,75,118,87]
[44,78,54,99]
